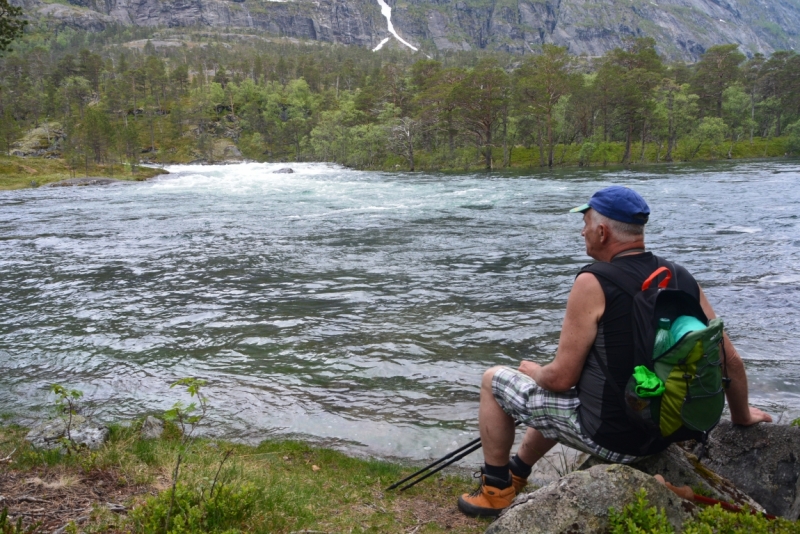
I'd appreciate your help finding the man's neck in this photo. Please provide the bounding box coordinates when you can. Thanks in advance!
[611,247,646,261]
[596,242,646,262]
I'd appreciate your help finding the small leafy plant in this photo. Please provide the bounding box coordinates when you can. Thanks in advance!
[608,489,673,534]
[608,488,800,534]
[129,481,260,533]
[50,384,84,453]
[0,508,40,534]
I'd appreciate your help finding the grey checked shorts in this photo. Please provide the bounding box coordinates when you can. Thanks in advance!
[491,367,641,464]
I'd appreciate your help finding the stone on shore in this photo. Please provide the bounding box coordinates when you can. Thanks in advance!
[486,464,696,534]
[139,415,164,440]
[25,415,109,451]
[701,421,800,519]
[579,443,765,512]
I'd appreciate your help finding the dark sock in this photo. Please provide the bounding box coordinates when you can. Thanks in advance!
[509,454,533,479]
[483,462,511,488]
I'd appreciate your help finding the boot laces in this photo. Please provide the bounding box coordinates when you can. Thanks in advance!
[467,470,485,497]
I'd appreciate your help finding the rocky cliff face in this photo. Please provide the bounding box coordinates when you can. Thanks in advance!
[15,0,800,60]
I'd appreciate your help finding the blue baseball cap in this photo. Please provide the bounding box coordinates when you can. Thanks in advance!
[569,186,650,225]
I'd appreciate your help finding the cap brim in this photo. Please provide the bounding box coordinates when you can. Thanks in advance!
[569,203,590,214]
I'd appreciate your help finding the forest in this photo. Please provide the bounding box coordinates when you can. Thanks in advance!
[1,21,799,174]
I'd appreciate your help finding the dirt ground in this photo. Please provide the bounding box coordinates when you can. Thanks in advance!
[0,467,151,533]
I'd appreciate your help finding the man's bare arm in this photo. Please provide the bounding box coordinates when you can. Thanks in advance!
[518,273,604,392]
[698,286,772,425]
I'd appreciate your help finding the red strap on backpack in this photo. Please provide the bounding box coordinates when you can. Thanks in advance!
[641,267,672,291]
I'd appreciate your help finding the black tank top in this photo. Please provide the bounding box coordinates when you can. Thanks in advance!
[576,252,700,456]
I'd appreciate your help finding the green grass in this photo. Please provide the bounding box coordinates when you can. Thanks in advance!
[0,155,168,191]
[0,422,489,533]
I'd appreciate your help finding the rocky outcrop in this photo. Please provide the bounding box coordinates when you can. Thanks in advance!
[487,464,696,534]
[25,415,109,451]
[579,443,766,513]
[701,421,800,519]
[12,0,800,60]
[11,122,64,158]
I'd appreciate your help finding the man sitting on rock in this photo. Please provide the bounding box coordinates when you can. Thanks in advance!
[458,186,773,517]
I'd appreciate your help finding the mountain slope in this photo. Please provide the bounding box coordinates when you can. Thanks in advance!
[15,0,800,59]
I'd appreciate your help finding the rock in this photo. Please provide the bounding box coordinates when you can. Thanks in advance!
[25,415,109,451]
[579,443,765,513]
[140,416,164,440]
[273,167,294,174]
[49,178,123,187]
[701,421,800,519]
[223,145,243,159]
[487,464,696,534]
[11,122,65,157]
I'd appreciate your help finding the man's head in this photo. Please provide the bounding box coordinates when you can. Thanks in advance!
[570,186,649,260]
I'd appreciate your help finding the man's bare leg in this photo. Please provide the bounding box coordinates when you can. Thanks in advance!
[458,367,520,517]
[516,427,557,466]
[479,367,517,465]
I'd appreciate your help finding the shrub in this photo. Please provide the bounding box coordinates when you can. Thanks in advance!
[608,488,800,534]
[129,482,261,533]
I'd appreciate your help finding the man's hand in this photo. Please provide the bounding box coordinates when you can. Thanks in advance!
[731,406,773,426]
[518,360,541,381]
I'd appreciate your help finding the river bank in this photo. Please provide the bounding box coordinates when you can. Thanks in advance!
[0,156,168,191]
[0,420,486,533]
[0,135,794,191]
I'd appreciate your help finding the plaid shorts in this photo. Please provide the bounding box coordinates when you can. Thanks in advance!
[491,367,641,464]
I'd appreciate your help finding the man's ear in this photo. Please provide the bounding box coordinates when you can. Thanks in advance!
[598,223,607,242]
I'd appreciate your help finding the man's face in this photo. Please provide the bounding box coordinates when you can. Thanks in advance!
[581,210,601,259]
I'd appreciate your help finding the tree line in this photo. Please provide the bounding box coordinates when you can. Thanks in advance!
[0,25,799,172]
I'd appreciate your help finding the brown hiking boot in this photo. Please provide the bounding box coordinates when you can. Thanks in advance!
[457,471,515,517]
[511,473,528,494]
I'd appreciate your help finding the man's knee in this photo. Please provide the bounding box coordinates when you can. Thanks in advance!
[481,366,505,390]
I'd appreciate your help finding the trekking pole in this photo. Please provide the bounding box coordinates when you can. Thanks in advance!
[385,436,482,491]
[396,440,484,491]
[386,421,522,492]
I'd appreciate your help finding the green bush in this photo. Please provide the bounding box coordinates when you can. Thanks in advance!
[608,489,673,534]
[129,482,261,533]
[608,488,800,534]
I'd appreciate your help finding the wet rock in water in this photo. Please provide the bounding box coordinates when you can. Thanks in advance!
[579,443,765,512]
[273,167,294,174]
[701,421,800,519]
[487,464,695,534]
[25,415,109,451]
[49,178,123,187]
[140,415,164,440]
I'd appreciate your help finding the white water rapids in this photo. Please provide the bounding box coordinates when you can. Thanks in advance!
[372,0,418,52]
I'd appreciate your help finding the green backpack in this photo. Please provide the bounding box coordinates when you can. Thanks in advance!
[585,261,729,452]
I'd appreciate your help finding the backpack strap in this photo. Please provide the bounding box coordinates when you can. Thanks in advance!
[580,258,678,296]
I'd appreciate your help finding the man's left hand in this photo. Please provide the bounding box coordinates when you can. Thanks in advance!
[518,360,541,381]
[732,406,773,426]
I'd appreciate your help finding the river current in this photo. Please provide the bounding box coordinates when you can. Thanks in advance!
[1,160,799,462]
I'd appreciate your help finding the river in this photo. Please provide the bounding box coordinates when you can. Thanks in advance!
[1,160,798,463]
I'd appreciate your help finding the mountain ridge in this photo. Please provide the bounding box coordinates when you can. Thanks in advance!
[13,0,800,60]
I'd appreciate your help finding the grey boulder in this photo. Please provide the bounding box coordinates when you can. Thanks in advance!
[580,443,764,512]
[273,167,294,174]
[701,421,800,519]
[487,464,696,534]
[140,415,164,440]
[25,415,109,450]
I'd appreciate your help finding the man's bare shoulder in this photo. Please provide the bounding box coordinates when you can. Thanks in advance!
[573,271,603,294]
[567,271,605,319]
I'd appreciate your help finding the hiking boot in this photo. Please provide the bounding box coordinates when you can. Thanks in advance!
[511,473,528,494]
[457,471,515,517]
